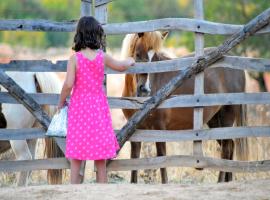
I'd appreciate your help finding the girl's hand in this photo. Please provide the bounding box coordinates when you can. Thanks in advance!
[57,101,65,110]
[126,57,135,67]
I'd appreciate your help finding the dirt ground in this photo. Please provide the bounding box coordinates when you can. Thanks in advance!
[1,179,270,200]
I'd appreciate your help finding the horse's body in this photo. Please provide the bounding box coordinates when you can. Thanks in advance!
[122,32,248,183]
[0,72,63,186]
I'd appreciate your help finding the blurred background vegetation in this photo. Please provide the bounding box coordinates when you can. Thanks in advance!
[0,0,269,57]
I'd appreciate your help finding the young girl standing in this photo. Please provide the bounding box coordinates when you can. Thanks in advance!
[58,16,135,184]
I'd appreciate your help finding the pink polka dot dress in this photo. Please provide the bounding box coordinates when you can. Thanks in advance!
[65,50,119,160]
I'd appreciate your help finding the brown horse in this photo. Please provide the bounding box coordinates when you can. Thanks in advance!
[122,31,248,183]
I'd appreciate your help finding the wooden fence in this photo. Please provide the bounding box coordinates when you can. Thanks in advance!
[1,0,270,175]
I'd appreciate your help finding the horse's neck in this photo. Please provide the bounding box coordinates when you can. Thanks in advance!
[1,72,37,93]
[122,74,136,97]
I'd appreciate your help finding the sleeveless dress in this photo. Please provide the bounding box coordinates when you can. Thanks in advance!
[65,50,119,160]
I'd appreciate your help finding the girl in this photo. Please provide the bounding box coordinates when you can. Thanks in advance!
[58,16,135,184]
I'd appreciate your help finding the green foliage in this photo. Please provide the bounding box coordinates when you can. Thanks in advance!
[0,0,80,48]
[204,0,270,57]
[107,0,194,48]
[1,31,47,47]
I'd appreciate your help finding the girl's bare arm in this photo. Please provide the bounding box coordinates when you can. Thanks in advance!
[58,54,76,108]
[104,53,135,72]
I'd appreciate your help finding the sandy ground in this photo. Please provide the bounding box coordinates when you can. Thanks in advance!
[0,179,270,200]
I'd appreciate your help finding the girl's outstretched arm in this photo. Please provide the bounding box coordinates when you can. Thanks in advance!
[58,54,76,109]
[104,53,135,72]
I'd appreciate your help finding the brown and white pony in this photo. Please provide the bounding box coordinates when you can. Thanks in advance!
[0,72,64,186]
[121,31,248,183]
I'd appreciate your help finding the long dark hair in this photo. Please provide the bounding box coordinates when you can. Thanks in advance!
[72,16,105,52]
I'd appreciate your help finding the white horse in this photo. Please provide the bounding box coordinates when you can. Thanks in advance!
[0,71,63,186]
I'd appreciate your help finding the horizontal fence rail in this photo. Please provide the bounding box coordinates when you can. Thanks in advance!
[0,126,270,142]
[1,18,270,35]
[1,155,270,173]
[1,56,270,73]
[0,158,70,172]
[107,155,270,172]
[0,92,270,108]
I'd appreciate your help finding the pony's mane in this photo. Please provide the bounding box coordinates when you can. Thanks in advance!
[121,31,164,58]
[121,31,166,98]
[35,72,61,117]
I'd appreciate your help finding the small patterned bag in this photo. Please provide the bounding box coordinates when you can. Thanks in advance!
[46,106,68,137]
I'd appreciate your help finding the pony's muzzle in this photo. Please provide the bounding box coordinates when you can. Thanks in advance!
[137,85,151,97]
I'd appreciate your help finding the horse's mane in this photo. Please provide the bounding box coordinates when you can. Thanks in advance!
[35,72,61,117]
[121,32,165,97]
[121,32,164,59]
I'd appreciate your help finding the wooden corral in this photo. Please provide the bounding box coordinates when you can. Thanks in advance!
[0,0,270,181]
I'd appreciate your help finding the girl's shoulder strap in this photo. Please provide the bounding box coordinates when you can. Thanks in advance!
[75,51,83,62]
[74,51,83,67]
[98,49,104,56]
[75,51,82,58]
[97,49,105,62]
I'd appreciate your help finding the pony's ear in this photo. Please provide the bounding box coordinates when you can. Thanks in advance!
[138,32,144,38]
[161,31,169,40]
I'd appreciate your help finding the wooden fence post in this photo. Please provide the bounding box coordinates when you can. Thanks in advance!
[193,0,204,156]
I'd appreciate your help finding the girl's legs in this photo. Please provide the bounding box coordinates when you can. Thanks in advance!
[70,159,83,184]
[95,159,107,183]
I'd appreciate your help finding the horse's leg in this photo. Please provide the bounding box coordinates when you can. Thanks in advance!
[27,139,37,159]
[156,142,168,184]
[130,142,141,183]
[207,105,235,182]
[10,140,32,186]
[217,139,234,182]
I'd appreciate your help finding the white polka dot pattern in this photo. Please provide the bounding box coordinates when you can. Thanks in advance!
[65,51,120,160]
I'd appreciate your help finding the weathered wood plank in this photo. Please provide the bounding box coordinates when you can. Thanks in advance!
[0,128,45,140]
[193,0,204,156]
[0,158,70,172]
[1,18,270,35]
[1,92,270,108]
[95,0,113,6]
[0,60,67,72]
[103,18,270,35]
[95,1,108,24]
[81,0,91,16]
[0,19,76,32]
[81,0,110,16]
[128,126,270,142]
[84,0,112,7]
[107,155,270,172]
[1,126,269,142]
[0,92,59,105]
[1,56,269,73]
[115,8,270,151]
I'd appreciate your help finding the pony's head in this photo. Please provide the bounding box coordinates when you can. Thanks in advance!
[122,31,169,97]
